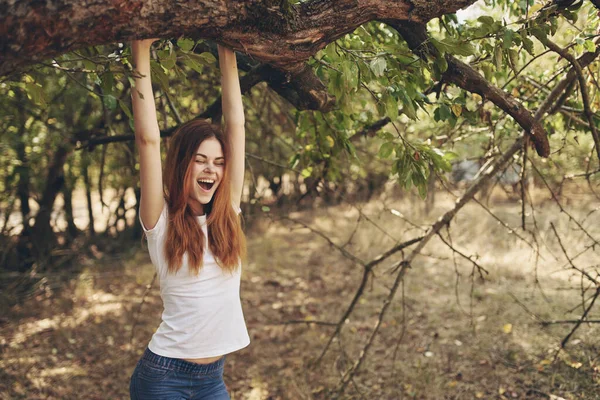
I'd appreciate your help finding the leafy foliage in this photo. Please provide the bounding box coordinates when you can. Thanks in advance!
[0,0,598,237]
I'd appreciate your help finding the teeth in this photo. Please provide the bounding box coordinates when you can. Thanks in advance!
[197,179,215,183]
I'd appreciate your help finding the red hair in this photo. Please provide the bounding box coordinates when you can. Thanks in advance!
[162,119,246,275]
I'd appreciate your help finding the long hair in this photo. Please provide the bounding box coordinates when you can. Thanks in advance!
[162,119,246,275]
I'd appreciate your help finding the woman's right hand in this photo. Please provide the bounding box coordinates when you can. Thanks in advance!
[131,38,159,54]
[132,38,159,46]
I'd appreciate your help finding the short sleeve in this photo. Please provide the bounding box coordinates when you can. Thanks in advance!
[140,203,168,239]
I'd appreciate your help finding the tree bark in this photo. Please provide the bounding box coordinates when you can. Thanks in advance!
[0,0,478,76]
[82,157,95,237]
[15,91,31,231]
[62,164,79,241]
[26,145,69,267]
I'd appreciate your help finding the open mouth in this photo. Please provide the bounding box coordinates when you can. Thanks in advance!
[197,178,215,192]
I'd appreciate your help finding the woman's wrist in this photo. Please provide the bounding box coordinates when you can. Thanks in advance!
[217,45,237,69]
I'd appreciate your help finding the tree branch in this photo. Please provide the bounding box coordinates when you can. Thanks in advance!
[0,0,479,77]
[387,20,550,157]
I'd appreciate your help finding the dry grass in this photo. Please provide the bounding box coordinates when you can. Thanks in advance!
[0,187,599,399]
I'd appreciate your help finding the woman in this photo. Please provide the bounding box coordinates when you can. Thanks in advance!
[128,38,249,400]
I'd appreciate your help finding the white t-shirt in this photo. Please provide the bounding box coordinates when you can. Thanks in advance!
[140,203,250,358]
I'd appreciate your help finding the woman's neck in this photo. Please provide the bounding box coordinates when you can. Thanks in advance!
[188,200,204,216]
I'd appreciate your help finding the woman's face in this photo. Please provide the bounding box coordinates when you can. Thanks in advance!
[188,137,224,215]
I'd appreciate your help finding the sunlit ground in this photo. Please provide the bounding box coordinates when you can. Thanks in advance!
[1,186,599,399]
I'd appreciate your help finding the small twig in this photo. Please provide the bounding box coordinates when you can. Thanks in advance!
[508,292,545,323]
[554,287,600,360]
[539,37,600,165]
[282,216,365,267]
[541,319,600,325]
[129,272,158,345]
[550,222,598,286]
[520,139,528,230]
[436,232,489,278]
[162,89,183,125]
[531,161,600,248]
[268,320,337,326]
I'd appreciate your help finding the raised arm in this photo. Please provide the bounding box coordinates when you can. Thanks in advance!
[131,39,164,230]
[217,45,245,209]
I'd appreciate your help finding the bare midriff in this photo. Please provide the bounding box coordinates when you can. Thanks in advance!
[183,355,223,364]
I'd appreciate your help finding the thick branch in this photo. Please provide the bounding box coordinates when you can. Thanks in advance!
[202,43,336,113]
[0,0,478,77]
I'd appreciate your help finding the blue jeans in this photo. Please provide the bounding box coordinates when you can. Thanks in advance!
[129,348,230,399]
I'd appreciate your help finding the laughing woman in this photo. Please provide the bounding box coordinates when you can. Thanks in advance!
[128,39,249,400]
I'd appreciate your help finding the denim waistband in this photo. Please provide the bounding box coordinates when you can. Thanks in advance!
[141,348,225,374]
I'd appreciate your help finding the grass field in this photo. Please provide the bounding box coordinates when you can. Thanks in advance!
[1,188,599,399]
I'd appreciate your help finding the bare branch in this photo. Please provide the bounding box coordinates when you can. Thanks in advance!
[550,222,598,285]
[538,37,600,164]
[555,288,600,357]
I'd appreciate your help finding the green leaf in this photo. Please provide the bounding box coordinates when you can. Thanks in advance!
[150,60,169,92]
[397,87,417,120]
[494,45,503,70]
[370,57,387,77]
[508,49,519,73]
[435,104,452,121]
[177,38,195,52]
[182,54,204,73]
[328,70,344,98]
[100,72,114,95]
[522,35,534,56]
[503,29,514,50]
[443,151,459,162]
[477,16,495,26]
[160,51,177,70]
[83,60,97,71]
[529,26,547,42]
[103,94,117,111]
[25,82,47,108]
[301,167,313,178]
[198,52,217,64]
[157,49,170,60]
[384,91,398,121]
[438,38,476,57]
[343,60,359,91]
[481,62,493,81]
[378,142,394,159]
[289,153,300,169]
[434,56,448,76]
[549,17,558,36]
[584,40,597,53]
[118,99,133,120]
